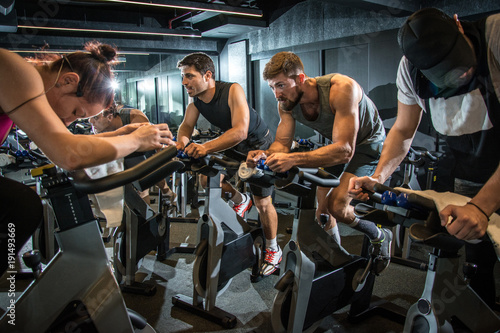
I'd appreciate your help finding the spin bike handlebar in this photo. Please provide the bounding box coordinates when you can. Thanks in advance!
[365,184,467,253]
[372,183,436,212]
[209,155,241,170]
[409,146,439,162]
[238,162,340,191]
[72,145,182,194]
[297,168,340,188]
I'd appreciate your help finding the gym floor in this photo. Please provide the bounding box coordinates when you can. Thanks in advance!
[0,189,499,333]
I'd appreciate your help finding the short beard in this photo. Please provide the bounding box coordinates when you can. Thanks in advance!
[280,90,303,111]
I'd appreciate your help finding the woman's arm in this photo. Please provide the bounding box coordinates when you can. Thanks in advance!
[0,49,171,170]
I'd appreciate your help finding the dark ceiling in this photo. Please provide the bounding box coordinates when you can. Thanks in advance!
[0,0,423,54]
[0,0,304,53]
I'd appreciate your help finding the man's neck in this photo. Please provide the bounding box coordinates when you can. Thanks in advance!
[197,80,216,103]
[299,78,319,106]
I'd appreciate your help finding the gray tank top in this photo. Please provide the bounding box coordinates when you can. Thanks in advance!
[291,73,385,145]
[118,107,132,125]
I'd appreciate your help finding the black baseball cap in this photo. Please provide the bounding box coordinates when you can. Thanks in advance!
[398,8,476,88]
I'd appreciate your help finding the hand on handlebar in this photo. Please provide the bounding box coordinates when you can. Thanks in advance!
[348,176,380,201]
[440,204,489,240]
[134,123,175,151]
[265,153,295,173]
[246,150,267,168]
[183,142,207,159]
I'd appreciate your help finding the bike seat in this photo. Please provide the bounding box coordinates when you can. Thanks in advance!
[409,224,464,253]
[275,180,311,197]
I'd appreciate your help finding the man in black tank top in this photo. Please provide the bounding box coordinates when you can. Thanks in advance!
[176,53,278,273]
[248,51,391,276]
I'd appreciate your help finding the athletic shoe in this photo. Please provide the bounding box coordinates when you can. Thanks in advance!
[232,193,252,218]
[370,228,393,275]
[260,246,282,277]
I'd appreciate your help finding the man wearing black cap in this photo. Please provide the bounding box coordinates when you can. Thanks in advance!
[349,7,500,308]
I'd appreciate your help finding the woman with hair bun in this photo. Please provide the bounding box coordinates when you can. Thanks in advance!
[0,41,174,275]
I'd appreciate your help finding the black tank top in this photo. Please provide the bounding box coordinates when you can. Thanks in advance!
[193,81,269,145]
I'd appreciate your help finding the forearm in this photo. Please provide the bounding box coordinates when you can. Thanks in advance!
[265,141,290,155]
[202,127,246,154]
[285,143,351,168]
[470,164,500,216]
[43,133,139,171]
[176,124,193,146]
[372,129,414,183]
[93,130,120,137]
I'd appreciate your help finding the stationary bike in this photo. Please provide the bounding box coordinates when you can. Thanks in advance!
[0,146,180,333]
[172,152,264,329]
[390,146,442,270]
[360,184,500,332]
[113,153,184,296]
[257,167,405,333]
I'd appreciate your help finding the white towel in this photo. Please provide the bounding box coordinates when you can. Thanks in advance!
[395,188,500,260]
[85,159,124,228]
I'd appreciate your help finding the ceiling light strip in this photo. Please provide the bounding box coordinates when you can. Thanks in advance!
[12,50,150,56]
[104,0,263,17]
[17,25,201,37]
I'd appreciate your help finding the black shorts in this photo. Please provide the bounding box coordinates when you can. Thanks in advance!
[235,130,274,198]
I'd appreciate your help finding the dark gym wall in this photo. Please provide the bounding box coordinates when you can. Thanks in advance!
[220,0,500,149]
[221,0,407,141]
[244,29,403,142]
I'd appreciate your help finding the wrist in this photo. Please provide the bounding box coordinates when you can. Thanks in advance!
[371,173,384,184]
[467,201,490,221]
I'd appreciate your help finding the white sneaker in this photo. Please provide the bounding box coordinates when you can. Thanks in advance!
[260,246,282,277]
[232,193,252,218]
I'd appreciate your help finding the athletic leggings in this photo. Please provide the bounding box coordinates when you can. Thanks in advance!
[0,176,43,275]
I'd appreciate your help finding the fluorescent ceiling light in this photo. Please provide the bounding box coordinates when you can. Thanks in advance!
[17,24,201,37]
[100,0,263,17]
[12,50,150,56]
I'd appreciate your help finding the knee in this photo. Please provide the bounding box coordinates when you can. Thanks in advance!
[328,196,349,222]
[253,196,274,214]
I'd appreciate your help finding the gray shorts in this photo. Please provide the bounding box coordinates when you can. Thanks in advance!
[325,141,383,178]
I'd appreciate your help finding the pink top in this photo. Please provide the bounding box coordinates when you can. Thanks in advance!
[0,113,14,145]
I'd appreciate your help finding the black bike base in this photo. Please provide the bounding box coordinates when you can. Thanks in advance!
[120,281,157,296]
[172,294,237,329]
[348,295,407,325]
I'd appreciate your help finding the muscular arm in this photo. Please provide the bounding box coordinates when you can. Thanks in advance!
[269,75,361,169]
[201,83,249,154]
[176,102,199,148]
[0,49,169,170]
[349,101,422,200]
[372,101,422,183]
[246,102,294,167]
[267,104,296,155]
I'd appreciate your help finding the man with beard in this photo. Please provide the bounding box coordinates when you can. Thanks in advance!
[247,51,390,275]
